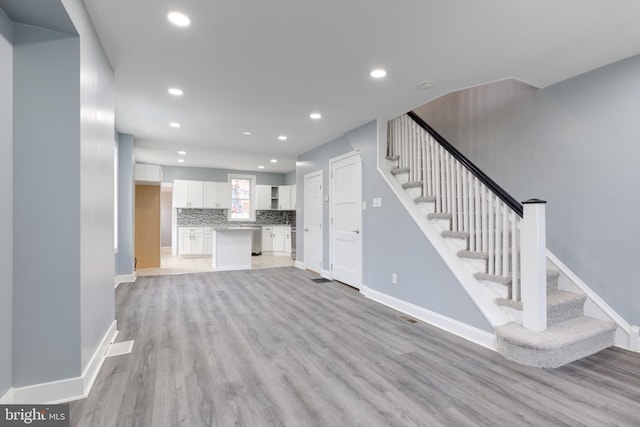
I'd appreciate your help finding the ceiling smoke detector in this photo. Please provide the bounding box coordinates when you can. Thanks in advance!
[419,81,434,90]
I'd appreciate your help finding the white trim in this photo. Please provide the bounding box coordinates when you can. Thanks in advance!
[115,273,136,288]
[321,269,332,280]
[294,260,305,269]
[212,265,252,272]
[362,287,496,351]
[12,321,118,404]
[0,388,14,404]
[376,119,508,327]
[546,250,636,350]
[303,170,323,276]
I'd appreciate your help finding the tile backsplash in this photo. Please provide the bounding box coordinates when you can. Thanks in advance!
[177,208,296,227]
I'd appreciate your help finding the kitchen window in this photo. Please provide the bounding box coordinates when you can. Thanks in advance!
[229,174,256,221]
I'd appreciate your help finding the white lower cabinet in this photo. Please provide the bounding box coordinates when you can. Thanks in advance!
[178,227,205,255]
[204,227,214,254]
[262,225,291,255]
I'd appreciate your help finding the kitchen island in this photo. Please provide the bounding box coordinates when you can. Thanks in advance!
[211,227,256,271]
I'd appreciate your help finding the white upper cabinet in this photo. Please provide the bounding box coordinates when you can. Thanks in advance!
[256,185,272,210]
[173,180,203,208]
[204,182,231,209]
[278,185,291,210]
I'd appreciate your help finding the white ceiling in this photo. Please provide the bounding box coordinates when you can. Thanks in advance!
[82,0,640,174]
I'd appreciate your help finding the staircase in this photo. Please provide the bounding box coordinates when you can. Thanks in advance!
[385,113,616,368]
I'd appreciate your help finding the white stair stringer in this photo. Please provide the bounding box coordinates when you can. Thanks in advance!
[378,157,509,329]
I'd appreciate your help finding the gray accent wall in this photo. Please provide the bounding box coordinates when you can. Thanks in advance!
[0,6,13,399]
[414,57,640,326]
[297,122,492,332]
[284,170,296,185]
[116,134,135,276]
[12,23,82,386]
[161,165,287,185]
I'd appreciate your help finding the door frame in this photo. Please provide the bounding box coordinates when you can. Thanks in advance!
[303,169,323,273]
[329,150,363,288]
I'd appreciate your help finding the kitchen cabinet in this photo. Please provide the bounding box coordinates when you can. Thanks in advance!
[203,227,214,254]
[290,185,296,210]
[173,180,204,208]
[262,225,291,255]
[256,185,272,210]
[178,227,205,255]
[204,182,231,209]
[262,227,274,252]
[278,186,292,210]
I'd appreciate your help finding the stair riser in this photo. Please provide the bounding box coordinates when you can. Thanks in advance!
[417,202,436,215]
[477,280,510,300]
[407,186,422,198]
[459,257,487,273]
[429,218,451,231]
[443,236,468,252]
[394,172,409,184]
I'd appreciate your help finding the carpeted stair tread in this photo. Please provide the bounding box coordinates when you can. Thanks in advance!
[427,212,452,220]
[496,317,616,368]
[442,230,469,240]
[496,290,585,311]
[476,268,560,288]
[414,195,436,203]
[457,250,489,260]
[391,167,409,175]
[402,181,423,189]
[474,272,511,285]
[496,316,615,350]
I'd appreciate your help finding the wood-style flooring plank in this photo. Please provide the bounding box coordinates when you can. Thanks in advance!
[70,267,640,427]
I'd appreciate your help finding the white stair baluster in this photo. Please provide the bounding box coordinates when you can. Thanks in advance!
[511,212,520,301]
[488,193,495,275]
[469,175,476,251]
[463,169,469,235]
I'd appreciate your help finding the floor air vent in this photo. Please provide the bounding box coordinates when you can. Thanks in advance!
[399,315,418,324]
[311,278,332,283]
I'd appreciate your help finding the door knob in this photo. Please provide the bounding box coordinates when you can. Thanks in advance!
[304,228,309,232]
[351,229,360,234]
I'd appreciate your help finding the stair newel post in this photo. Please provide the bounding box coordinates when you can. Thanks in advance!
[521,198,547,332]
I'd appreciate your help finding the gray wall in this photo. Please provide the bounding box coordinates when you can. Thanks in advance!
[116,133,135,276]
[160,165,287,185]
[0,6,13,399]
[66,0,117,372]
[284,170,296,185]
[297,122,492,332]
[11,0,116,388]
[415,57,640,326]
[12,23,82,386]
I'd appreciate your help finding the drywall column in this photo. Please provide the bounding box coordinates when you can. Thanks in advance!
[12,24,82,386]
[0,7,13,399]
[116,133,135,277]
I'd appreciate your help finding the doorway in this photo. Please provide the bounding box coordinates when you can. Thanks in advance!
[135,185,161,268]
[303,170,323,274]
[330,152,362,288]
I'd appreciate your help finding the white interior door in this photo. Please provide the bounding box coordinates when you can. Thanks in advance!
[330,152,362,288]
[303,171,323,273]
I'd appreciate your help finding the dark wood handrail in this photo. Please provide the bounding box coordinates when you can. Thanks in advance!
[406,111,523,217]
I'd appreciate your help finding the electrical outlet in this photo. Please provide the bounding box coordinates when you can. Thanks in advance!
[391,273,398,284]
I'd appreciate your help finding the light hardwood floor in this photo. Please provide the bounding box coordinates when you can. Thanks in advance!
[135,247,294,276]
[71,267,640,426]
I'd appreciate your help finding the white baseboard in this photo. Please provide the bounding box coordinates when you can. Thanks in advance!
[0,388,14,404]
[321,269,332,280]
[361,287,496,351]
[12,320,118,404]
[294,260,305,269]
[115,273,136,288]
[212,265,252,272]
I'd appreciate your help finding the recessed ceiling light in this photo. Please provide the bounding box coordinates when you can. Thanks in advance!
[278,135,287,141]
[243,131,252,135]
[178,151,186,155]
[310,113,322,120]
[177,159,185,163]
[169,122,181,128]
[258,165,265,169]
[167,11,191,27]
[168,87,183,96]
[270,159,278,163]
[419,81,434,90]
[370,69,387,79]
